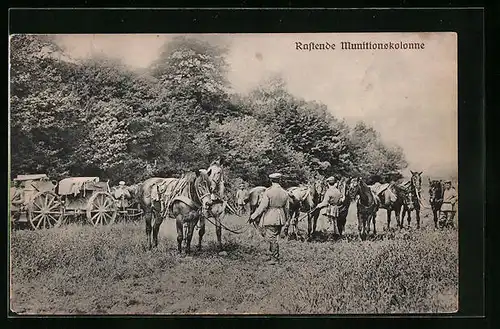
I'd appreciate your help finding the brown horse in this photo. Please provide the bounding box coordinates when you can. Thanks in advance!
[286,185,315,240]
[400,171,423,229]
[348,177,379,240]
[168,171,213,254]
[137,177,178,250]
[244,186,266,224]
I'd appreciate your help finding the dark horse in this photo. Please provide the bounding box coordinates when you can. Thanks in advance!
[401,171,423,229]
[372,182,407,230]
[428,178,444,229]
[348,177,379,240]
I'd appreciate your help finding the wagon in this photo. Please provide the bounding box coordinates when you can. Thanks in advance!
[58,177,118,226]
[10,174,62,229]
[110,184,143,222]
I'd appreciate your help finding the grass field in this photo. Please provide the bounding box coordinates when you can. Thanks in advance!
[10,202,458,315]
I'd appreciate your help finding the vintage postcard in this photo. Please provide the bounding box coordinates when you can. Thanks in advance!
[9,32,458,314]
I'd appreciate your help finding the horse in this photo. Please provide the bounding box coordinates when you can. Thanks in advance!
[235,187,250,215]
[244,186,267,235]
[285,185,314,240]
[372,182,407,230]
[400,171,423,229]
[348,177,379,240]
[428,178,444,229]
[137,177,178,250]
[169,171,213,254]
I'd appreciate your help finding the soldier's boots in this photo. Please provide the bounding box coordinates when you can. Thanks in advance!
[267,241,280,265]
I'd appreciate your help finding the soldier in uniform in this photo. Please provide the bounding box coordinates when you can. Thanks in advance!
[314,176,344,235]
[113,181,132,210]
[10,180,25,222]
[439,179,458,228]
[206,157,225,201]
[250,173,289,265]
[235,183,249,215]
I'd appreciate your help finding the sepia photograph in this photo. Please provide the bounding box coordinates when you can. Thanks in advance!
[9,32,458,314]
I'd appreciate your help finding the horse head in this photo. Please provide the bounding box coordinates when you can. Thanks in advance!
[348,177,361,199]
[428,179,443,203]
[410,170,423,194]
[193,170,214,213]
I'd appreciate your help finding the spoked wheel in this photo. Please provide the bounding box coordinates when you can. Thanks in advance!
[28,191,63,230]
[86,192,117,226]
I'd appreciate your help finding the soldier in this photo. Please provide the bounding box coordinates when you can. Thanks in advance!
[235,183,249,215]
[314,176,345,235]
[10,180,25,222]
[439,179,458,228]
[250,173,289,265]
[206,157,225,201]
[113,181,132,210]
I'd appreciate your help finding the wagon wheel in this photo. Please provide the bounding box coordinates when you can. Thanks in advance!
[27,191,63,230]
[86,192,117,226]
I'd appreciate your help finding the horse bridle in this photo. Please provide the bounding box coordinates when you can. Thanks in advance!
[194,178,213,212]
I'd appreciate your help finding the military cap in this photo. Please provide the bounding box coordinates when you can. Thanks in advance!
[326,176,336,182]
[119,181,126,185]
[269,173,282,179]
[444,179,452,184]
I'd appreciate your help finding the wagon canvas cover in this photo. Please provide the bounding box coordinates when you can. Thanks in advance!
[14,174,48,181]
[58,177,100,196]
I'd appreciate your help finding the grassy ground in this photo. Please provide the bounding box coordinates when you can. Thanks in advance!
[10,202,458,315]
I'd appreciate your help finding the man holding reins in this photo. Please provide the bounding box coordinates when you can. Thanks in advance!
[250,173,289,265]
[314,176,344,236]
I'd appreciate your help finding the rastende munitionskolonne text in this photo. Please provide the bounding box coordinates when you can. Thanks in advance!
[294,41,426,51]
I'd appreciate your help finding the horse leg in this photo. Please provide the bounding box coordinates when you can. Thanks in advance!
[372,212,377,235]
[197,215,205,251]
[176,216,184,254]
[312,210,319,237]
[395,205,402,229]
[306,210,313,241]
[145,210,153,250]
[185,219,197,254]
[386,209,391,231]
[152,213,164,249]
[432,208,439,228]
[214,213,223,251]
[357,211,364,240]
[415,208,421,229]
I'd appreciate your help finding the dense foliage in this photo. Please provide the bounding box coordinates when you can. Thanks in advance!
[10,35,408,188]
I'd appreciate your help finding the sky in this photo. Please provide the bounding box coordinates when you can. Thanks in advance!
[56,33,457,177]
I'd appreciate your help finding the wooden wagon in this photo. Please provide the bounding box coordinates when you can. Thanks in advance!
[57,177,117,226]
[10,174,61,229]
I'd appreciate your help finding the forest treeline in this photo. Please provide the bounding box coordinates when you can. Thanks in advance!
[10,35,408,193]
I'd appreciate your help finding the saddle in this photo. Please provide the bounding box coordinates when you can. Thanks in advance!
[369,182,390,196]
[370,183,398,204]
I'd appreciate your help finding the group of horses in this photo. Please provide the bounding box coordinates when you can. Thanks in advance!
[241,171,428,242]
[125,170,448,255]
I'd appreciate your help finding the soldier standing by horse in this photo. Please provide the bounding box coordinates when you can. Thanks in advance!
[314,176,344,238]
[250,173,289,265]
[439,180,457,228]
